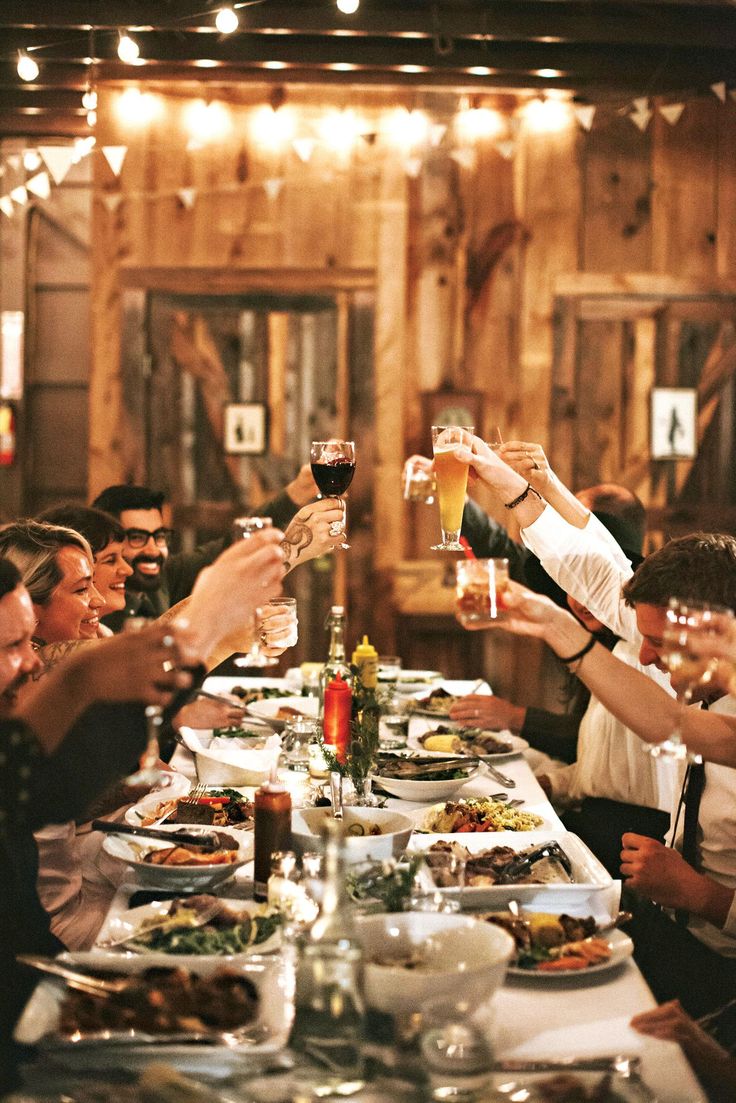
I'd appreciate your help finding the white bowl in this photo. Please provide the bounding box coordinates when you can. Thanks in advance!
[370,763,482,802]
[290,806,413,864]
[355,912,514,1015]
[179,726,281,787]
[101,824,253,891]
[246,696,319,733]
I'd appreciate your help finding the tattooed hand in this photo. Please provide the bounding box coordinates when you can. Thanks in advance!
[282,499,345,572]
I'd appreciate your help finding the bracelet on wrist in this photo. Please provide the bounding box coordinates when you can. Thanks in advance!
[558,634,596,666]
[504,483,542,510]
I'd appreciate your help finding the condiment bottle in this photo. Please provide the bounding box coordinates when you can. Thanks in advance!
[323,673,352,764]
[253,768,292,901]
[351,635,380,746]
[351,635,378,688]
[318,606,352,718]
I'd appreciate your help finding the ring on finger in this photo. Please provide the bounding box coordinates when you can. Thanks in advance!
[328,520,343,537]
[162,659,175,673]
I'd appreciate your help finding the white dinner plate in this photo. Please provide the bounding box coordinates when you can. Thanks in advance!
[245,695,319,732]
[94,898,281,957]
[101,824,253,891]
[385,669,442,685]
[125,785,256,828]
[407,728,529,761]
[505,928,634,980]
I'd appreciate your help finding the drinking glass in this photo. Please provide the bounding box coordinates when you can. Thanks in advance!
[310,439,356,550]
[377,684,409,750]
[282,717,319,773]
[455,558,510,627]
[648,597,734,760]
[431,425,474,551]
[419,996,494,1100]
[403,458,436,504]
[121,616,173,789]
[232,515,277,668]
[236,596,298,670]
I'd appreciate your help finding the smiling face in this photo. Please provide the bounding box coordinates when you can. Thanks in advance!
[566,594,604,634]
[635,603,669,673]
[33,546,104,642]
[119,507,169,593]
[0,583,42,713]
[93,539,134,615]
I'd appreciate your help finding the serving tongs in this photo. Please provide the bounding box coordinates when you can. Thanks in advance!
[495,840,574,884]
[91,819,226,851]
[375,753,482,779]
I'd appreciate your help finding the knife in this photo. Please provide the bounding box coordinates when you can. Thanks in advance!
[91,820,227,851]
[491,1055,641,1073]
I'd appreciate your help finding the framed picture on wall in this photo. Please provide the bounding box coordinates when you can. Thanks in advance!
[420,388,485,447]
[224,402,268,455]
[651,387,697,460]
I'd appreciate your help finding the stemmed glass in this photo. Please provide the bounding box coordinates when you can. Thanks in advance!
[310,439,355,550]
[649,597,734,759]
[232,516,277,669]
[121,616,173,789]
[431,425,474,551]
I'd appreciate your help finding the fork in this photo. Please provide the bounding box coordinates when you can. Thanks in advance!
[181,782,209,804]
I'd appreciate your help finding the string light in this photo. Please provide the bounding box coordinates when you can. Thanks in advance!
[521,97,572,132]
[250,104,296,149]
[383,108,429,148]
[117,32,140,64]
[82,88,98,111]
[17,51,39,81]
[22,150,42,172]
[184,99,232,142]
[336,0,360,13]
[116,87,162,126]
[215,6,239,34]
[455,105,505,142]
[318,108,364,153]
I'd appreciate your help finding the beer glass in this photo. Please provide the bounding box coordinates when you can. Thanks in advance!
[455,559,510,627]
[431,425,473,551]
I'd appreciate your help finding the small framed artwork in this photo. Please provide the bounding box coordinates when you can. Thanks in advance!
[651,387,697,460]
[224,402,268,455]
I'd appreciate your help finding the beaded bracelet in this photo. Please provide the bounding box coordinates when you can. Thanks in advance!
[558,634,596,666]
[504,482,542,510]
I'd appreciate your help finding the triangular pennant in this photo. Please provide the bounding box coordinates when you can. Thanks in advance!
[102,193,123,213]
[177,187,197,210]
[711,81,727,103]
[495,139,517,161]
[263,177,284,201]
[659,103,685,126]
[632,96,649,114]
[360,132,377,146]
[450,148,477,171]
[7,155,21,172]
[10,186,28,206]
[574,105,596,131]
[404,157,422,179]
[630,108,652,132]
[38,146,75,185]
[430,123,447,148]
[102,146,127,176]
[25,171,50,199]
[0,197,14,218]
[292,137,316,163]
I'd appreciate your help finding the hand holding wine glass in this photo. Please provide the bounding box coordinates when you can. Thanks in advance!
[310,439,355,550]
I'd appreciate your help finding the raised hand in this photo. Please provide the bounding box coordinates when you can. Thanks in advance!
[281,499,346,572]
[449,693,525,733]
[285,462,319,507]
[497,440,555,496]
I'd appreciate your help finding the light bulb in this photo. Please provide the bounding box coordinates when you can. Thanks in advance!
[23,150,42,171]
[17,52,39,81]
[82,88,97,111]
[117,32,140,64]
[336,0,360,12]
[215,6,239,33]
[87,110,97,127]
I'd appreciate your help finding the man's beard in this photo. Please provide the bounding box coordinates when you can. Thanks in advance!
[128,554,166,593]
[0,670,31,715]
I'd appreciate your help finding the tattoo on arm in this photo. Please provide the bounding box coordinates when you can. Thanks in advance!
[281,519,314,570]
[32,639,97,680]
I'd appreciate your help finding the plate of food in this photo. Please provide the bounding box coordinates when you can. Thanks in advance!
[407,725,529,760]
[409,687,464,717]
[13,952,294,1069]
[370,754,482,802]
[419,797,545,833]
[246,695,319,732]
[203,677,291,707]
[101,824,252,891]
[481,910,633,979]
[388,669,442,686]
[95,895,281,957]
[409,833,612,906]
[127,788,255,830]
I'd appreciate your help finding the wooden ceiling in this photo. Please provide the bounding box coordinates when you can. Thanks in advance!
[1,0,736,136]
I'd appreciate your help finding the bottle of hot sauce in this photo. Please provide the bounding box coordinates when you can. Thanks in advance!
[253,769,292,901]
[323,672,352,764]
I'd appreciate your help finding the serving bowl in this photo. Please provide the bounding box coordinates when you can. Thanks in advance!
[355,912,514,1015]
[178,727,281,786]
[101,824,253,891]
[370,761,482,802]
[291,806,413,864]
[246,696,319,733]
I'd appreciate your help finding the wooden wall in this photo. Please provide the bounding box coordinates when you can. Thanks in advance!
[89,84,736,701]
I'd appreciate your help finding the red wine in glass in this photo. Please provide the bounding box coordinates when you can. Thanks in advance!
[310,459,356,497]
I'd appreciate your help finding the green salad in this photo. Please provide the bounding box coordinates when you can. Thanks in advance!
[129,909,281,955]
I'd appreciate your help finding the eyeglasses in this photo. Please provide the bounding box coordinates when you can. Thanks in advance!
[123,527,174,549]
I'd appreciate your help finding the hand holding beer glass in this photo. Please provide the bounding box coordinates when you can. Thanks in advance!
[430,425,474,551]
[455,559,510,628]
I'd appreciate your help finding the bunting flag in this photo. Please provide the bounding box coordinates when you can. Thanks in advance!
[573,105,596,131]
[430,123,447,148]
[292,137,316,163]
[495,139,516,161]
[360,132,377,146]
[6,155,21,172]
[102,146,128,176]
[10,186,28,206]
[263,177,284,201]
[25,172,51,199]
[177,187,197,210]
[38,146,75,185]
[630,106,652,131]
[404,157,422,178]
[101,193,123,212]
[0,197,14,218]
[660,103,685,126]
[711,82,727,103]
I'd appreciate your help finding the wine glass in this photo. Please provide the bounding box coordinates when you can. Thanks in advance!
[431,425,474,551]
[310,439,355,550]
[232,515,278,668]
[121,617,173,789]
[648,597,734,759]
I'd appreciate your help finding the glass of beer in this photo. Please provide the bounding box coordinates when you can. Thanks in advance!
[455,558,510,627]
[431,425,474,551]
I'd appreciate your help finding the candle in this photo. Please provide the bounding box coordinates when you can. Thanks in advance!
[323,672,352,763]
